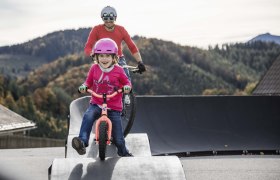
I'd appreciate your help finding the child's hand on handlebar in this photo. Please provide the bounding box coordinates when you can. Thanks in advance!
[78,84,88,93]
[123,85,131,94]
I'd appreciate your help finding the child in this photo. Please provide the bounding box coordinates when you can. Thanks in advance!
[72,38,133,157]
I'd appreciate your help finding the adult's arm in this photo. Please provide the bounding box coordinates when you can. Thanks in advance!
[84,27,99,56]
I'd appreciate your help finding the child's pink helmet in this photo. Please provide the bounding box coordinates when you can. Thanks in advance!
[92,38,118,55]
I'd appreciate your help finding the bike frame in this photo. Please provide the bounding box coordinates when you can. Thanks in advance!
[87,89,122,145]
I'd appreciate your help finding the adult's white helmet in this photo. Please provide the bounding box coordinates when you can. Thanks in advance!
[101,6,117,18]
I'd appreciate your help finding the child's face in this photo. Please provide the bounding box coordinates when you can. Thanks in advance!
[98,54,114,69]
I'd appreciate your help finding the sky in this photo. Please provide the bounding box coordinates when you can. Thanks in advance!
[1,0,280,49]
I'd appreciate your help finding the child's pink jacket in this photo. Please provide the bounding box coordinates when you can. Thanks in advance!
[84,64,131,111]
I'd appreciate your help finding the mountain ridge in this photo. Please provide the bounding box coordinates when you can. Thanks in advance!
[1,28,279,95]
[248,32,280,45]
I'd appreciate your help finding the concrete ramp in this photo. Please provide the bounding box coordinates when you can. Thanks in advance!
[52,131,185,179]
[66,133,152,158]
[52,133,185,179]
[69,96,90,135]
[50,156,185,180]
[51,96,186,180]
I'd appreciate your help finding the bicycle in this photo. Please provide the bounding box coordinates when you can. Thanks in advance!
[89,61,140,137]
[87,88,125,160]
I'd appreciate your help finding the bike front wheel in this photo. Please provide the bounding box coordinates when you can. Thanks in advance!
[121,91,136,137]
[98,121,108,161]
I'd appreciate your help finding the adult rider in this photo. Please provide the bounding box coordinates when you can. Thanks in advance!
[84,6,146,78]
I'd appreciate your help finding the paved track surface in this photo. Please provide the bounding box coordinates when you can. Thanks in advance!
[1,147,280,180]
[0,147,64,180]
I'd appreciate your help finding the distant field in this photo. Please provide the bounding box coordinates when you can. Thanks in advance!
[0,54,48,77]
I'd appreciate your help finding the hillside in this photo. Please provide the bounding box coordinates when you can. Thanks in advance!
[0,28,90,77]
[0,29,280,138]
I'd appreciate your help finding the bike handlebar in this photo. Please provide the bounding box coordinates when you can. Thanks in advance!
[122,65,140,73]
[87,88,123,99]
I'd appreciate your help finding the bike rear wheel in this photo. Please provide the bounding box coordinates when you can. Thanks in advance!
[121,91,136,137]
[98,121,108,161]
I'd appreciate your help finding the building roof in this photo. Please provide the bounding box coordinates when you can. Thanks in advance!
[253,55,280,95]
[0,104,36,134]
